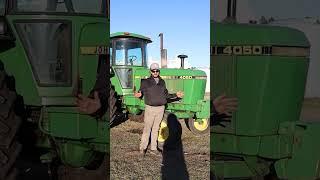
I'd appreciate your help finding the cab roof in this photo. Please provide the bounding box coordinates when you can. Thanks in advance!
[110,32,152,43]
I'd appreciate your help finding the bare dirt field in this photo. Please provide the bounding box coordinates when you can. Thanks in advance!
[110,118,210,180]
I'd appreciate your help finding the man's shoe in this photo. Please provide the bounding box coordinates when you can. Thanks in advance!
[149,150,162,156]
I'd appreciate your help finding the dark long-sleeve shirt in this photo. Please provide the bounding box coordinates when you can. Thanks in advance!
[139,76,177,106]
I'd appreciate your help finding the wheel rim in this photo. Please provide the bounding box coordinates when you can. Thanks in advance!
[193,118,209,131]
[157,121,169,142]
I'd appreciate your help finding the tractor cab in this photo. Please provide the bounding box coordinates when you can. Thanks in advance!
[110,32,152,90]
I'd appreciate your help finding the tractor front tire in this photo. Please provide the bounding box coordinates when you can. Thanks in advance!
[157,113,169,151]
[0,62,22,180]
[109,87,127,127]
[186,118,210,135]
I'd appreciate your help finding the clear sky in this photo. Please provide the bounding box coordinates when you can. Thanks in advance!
[111,0,210,68]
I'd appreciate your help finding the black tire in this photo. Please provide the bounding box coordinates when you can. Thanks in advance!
[57,153,109,180]
[186,118,210,136]
[84,152,106,170]
[0,61,22,180]
[109,87,117,126]
[109,86,127,128]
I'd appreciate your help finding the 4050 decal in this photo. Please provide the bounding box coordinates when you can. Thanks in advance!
[211,45,272,55]
[179,76,193,79]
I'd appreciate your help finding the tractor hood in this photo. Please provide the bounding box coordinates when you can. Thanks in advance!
[134,67,207,78]
[211,22,310,47]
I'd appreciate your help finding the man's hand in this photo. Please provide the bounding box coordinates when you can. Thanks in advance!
[75,91,101,114]
[134,91,142,98]
[176,91,184,98]
[213,94,238,116]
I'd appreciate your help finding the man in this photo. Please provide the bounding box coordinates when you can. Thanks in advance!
[134,63,184,156]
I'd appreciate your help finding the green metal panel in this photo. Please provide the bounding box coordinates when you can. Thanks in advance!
[212,55,237,97]
[42,107,98,139]
[196,100,210,119]
[213,160,254,178]
[79,23,108,95]
[236,56,308,136]
[259,134,293,159]
[275,123,320,179]
[57,142,95,167]
[211,22,309,47]
[211,133,260,155]
[212,55,237,133]
[213,154,272,178]
[212,56,308,136]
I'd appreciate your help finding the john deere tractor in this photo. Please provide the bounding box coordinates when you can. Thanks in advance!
[211,0,320,179]
[110,32,210,142]
[0,0,109,179]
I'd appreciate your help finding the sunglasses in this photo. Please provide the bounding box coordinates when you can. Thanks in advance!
[151,70,160,73]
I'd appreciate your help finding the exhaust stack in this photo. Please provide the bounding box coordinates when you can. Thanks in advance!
[223,0,237,23]
[159,33,167,68]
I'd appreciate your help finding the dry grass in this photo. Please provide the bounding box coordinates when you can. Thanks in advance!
[110,119,209,179]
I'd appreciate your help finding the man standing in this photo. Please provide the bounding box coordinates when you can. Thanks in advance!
[134,63,184,156]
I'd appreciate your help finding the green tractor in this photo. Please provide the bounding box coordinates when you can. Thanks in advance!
[109,32,210,142]
[211,0,320,179]
[0,0,109,179]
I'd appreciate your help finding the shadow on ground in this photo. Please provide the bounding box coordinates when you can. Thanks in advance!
[161,113,189,180]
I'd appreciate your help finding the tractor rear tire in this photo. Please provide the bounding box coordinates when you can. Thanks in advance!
[186,118,210,135]
[57,153,109,180]
[0,62,22,180]
[109,86,127,127]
